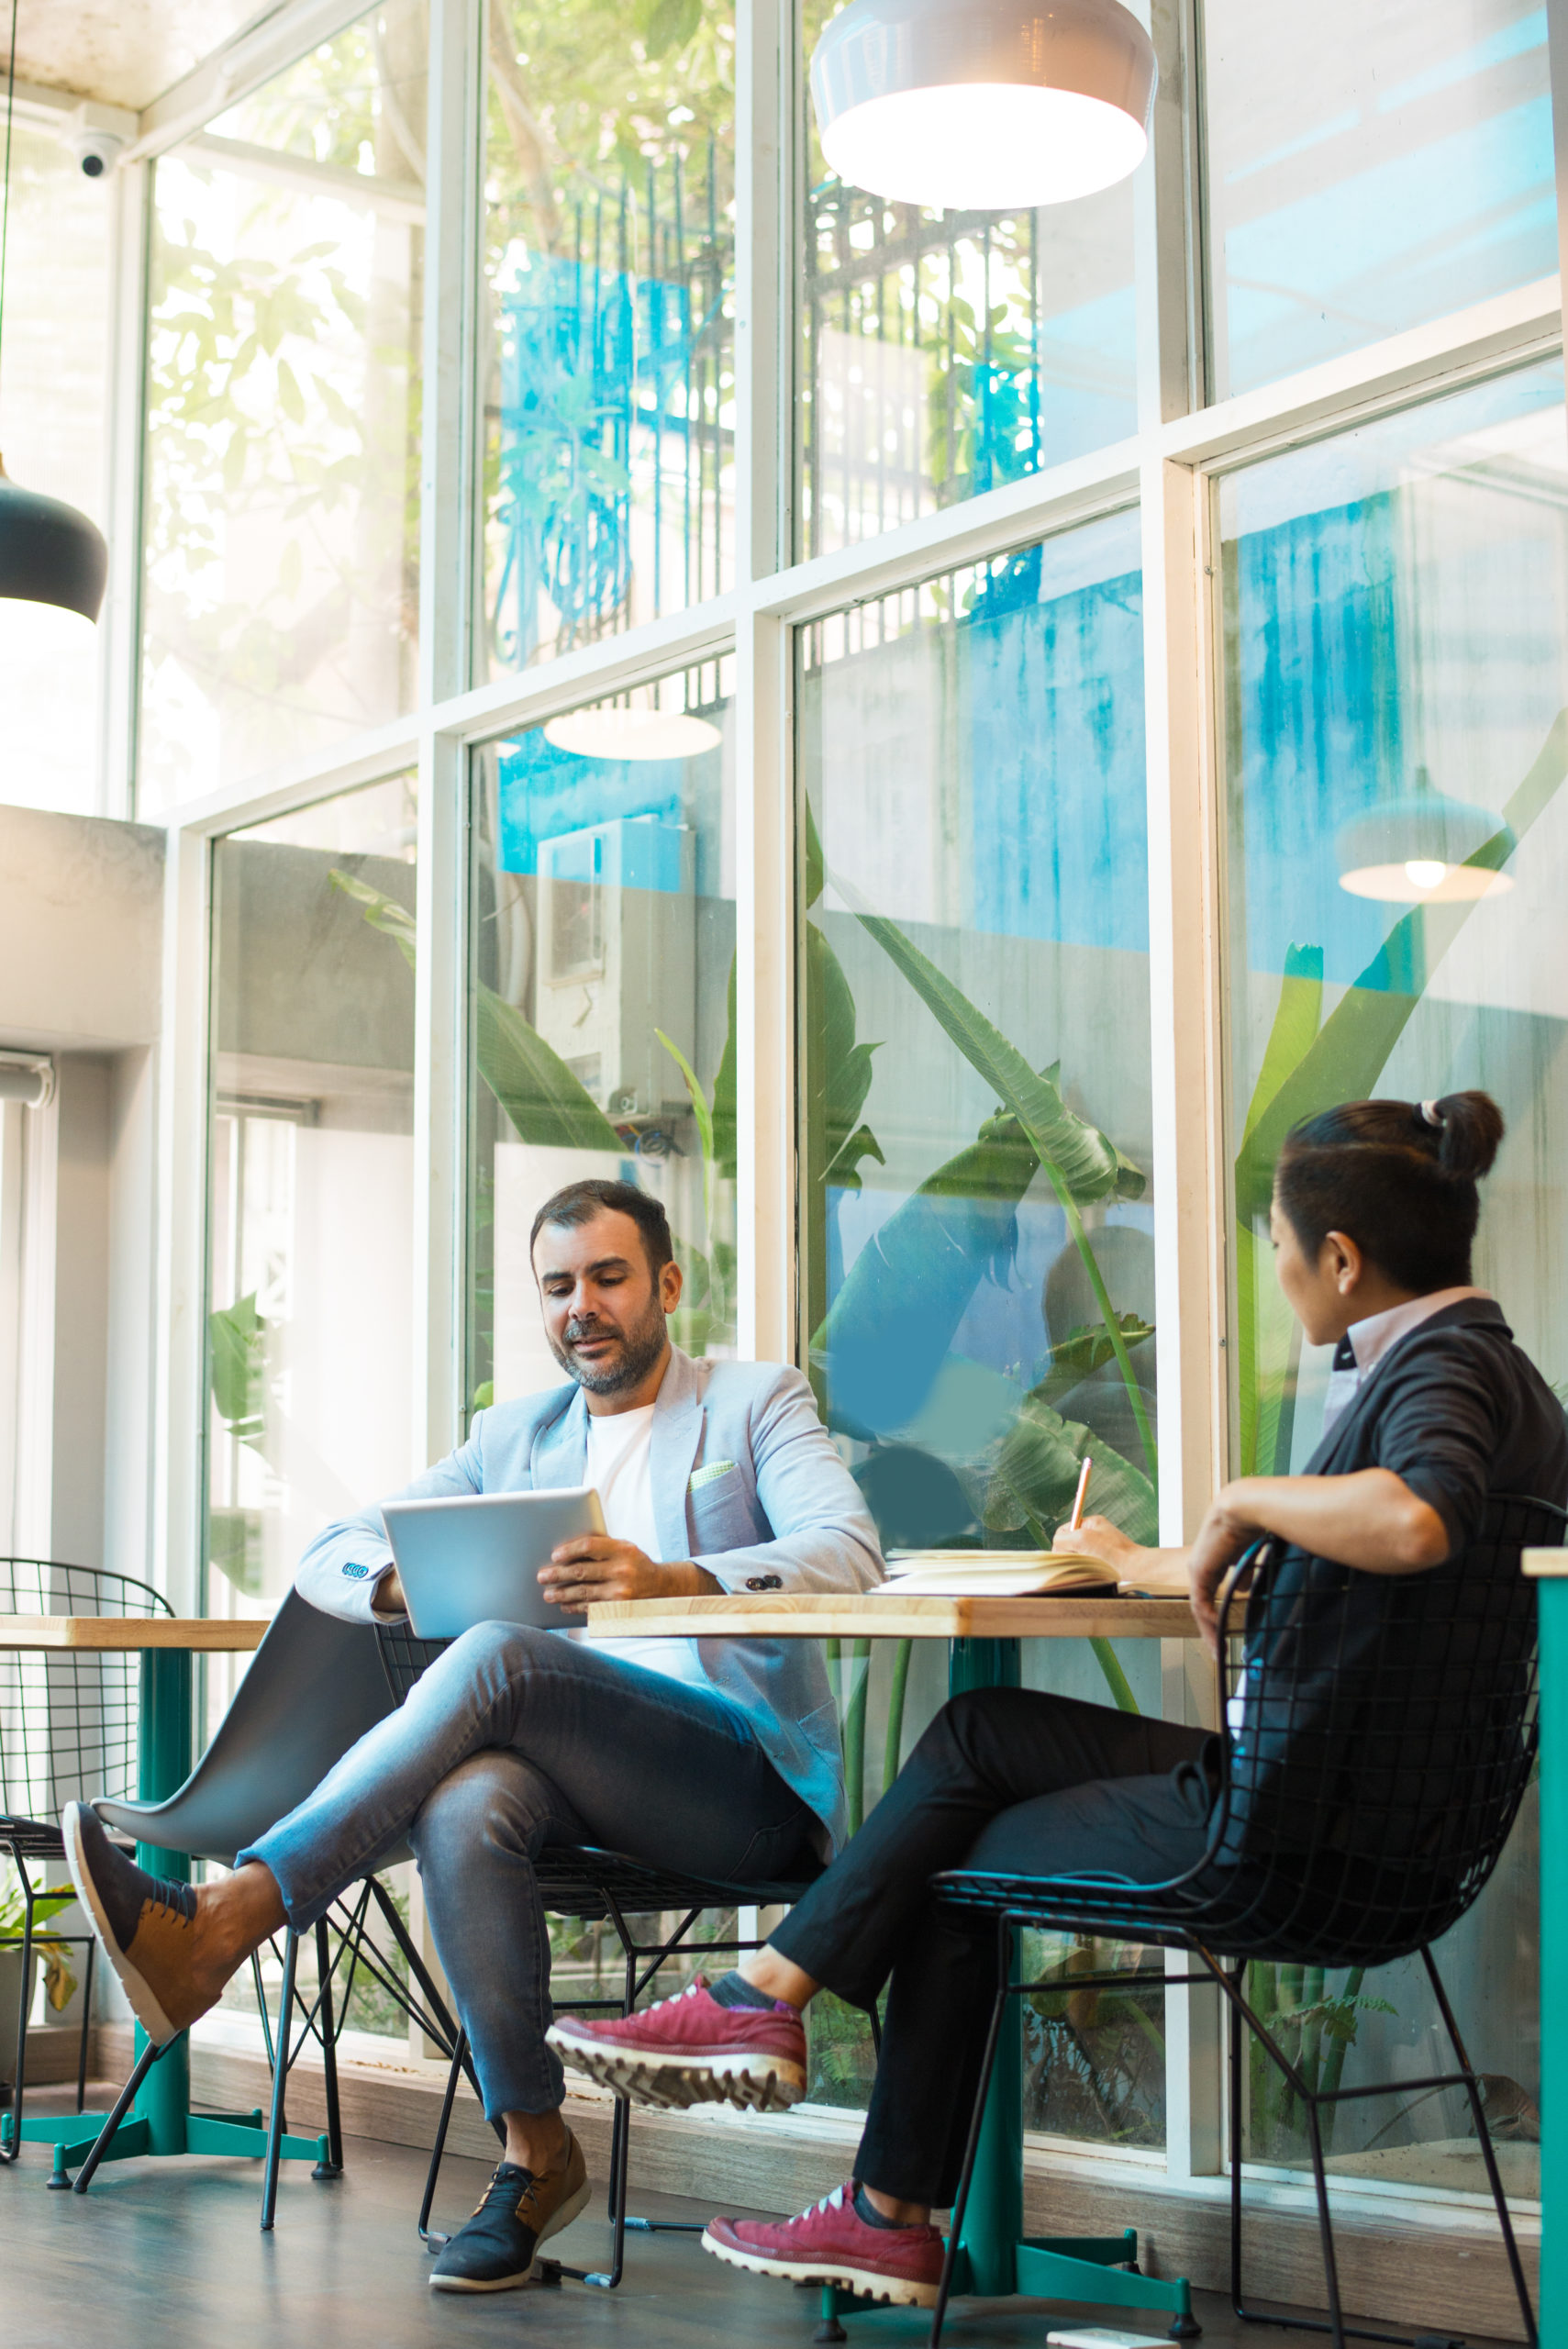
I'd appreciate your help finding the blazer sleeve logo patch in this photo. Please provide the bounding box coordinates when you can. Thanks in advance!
[341,1562,371,1578]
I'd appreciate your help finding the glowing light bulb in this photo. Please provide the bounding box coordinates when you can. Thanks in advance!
[1404,859,1448,890]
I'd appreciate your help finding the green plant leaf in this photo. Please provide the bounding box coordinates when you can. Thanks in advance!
[1030,1314,1155,1411]
[474,985,623,1152]
[1240,942,1324,1148]
[711,955,738,1182]
[854,913,1143,1208]
[328,866,417,970]
[984,1394,1157,1547]
[209,1292,266,1444]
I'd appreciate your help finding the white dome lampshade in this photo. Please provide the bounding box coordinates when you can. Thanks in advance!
[809,0,1158,213]
[543,707,723,761]
[1336,769,1515,905]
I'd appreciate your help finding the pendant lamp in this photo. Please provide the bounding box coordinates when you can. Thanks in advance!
[0,0,108,624]
[544,707,723,761]
[1336,768,1515,906]
[809,0,1158,213]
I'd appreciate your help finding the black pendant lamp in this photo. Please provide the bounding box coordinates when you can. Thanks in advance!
[0,0,108,623]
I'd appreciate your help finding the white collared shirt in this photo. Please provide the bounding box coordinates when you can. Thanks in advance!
[1319,1287,1494,1440]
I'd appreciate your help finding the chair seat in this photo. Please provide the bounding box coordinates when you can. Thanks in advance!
[0,1817,66,1861]
[931,1858,1466,1971]
[534,1842,819,1923]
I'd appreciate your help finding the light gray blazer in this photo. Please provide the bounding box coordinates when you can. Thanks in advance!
[294,1349,885,1853]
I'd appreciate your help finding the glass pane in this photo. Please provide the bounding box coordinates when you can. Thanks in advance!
[467,662,737,1419]
[0,122,110,816]
[140,5,426,812]
[799,0,1136,561]
[1220,361,1568,2198]
[797,518,1165,2143]
[1204,0,1555,398]
[206,774,418,1636]
[480,3,736,680]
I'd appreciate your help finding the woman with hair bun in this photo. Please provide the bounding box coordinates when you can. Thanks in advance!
[544,1089,1567,2313]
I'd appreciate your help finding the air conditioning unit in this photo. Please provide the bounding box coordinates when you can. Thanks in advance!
[535,814,695,1119]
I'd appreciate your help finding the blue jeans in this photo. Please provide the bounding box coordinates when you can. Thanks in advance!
[239,1623,813,2119]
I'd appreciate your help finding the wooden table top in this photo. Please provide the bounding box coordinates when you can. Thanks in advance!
[1524,1550,1568,1580]
[0,1616,268,1652]
[584,1592,1198,1641]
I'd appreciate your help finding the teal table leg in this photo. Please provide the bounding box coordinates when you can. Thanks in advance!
[1541,1581,1566,2343]
[947,1637,1022,2298]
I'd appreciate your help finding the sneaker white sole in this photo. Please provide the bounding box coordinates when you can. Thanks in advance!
[61,1802,182,2049]
[428,2176,594,2292]
[702,2223,940,2309]
[547,2025,806,2113]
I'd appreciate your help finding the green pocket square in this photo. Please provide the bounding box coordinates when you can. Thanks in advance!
[688,1459,739,1492]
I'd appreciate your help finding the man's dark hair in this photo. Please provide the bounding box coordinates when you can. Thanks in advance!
[529,1177,673,1279]
[1274,1090,1504,1293]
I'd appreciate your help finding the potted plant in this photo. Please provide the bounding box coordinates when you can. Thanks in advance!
[0,1865,78,2088]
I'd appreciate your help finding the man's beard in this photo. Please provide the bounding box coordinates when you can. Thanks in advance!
[548,1297,668,1396]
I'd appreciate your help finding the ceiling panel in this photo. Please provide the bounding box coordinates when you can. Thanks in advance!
[12,0,266,113]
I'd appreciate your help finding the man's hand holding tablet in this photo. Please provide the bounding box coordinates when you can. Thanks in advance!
[538,1539,719,1610]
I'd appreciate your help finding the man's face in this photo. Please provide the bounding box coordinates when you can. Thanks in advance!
[532,1208,680,1397]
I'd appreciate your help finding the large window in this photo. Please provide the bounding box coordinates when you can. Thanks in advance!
[799,0,1136,559]
[206,774,419,1622]
[140,5,426,810]
[1221,362,1568,2196]
[480,3,736,679]
[0,122,111,816]
[797,517,1166,2141]
[1204,0,1555,398]
[466,662,738,1418]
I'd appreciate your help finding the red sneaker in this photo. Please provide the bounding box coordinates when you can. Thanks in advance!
[548,1975,807,2111]
[704,2182,946,2307]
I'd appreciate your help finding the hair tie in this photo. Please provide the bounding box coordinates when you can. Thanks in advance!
[1420,1099,1445,1129]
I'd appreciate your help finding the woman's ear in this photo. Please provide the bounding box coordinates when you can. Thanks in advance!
[1322,1229,1364,1297]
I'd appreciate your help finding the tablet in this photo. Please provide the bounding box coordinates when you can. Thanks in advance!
[382,1488,607,1638]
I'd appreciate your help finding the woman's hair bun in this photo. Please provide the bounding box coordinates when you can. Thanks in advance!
[1427,1089,1504,1181]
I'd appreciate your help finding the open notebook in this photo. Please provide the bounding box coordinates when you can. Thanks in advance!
[876,1550,1118,1598]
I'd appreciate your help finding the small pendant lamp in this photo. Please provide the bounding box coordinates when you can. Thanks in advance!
[0,0,108,624]
[809,0,1159,213]
[1336,768,1516,906]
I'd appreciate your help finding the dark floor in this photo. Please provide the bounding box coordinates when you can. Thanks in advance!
[0,2089,1512,2349]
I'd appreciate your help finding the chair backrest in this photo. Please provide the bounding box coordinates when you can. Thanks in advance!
[0,1558,172,1825]
[95,1587,397,1865]
[1207,1489,1565,1961]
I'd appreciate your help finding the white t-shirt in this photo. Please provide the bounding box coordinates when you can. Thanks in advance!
[577,1404,707,1690]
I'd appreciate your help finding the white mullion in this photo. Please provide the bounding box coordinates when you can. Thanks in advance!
[99,159,151,822]
[151,828,215,1616]
[433,596,740,750]
[127,0,378,164]
[735,0,793,1366]
[169,718,425,840]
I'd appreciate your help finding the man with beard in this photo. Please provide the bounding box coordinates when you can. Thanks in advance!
[62,1178,882,2292]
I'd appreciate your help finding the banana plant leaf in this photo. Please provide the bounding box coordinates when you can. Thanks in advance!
[809,924,884,1191]
[1030,1315,1155,1413]
[209,1292,266,1445]
[984,1394,1158,1547]
[816,1109,1042,1436]
[1234,944,1323,1474]
[852,912,1145,1208]
[711,955,738,1183]
[1234,708,1568,1219]
[330,868,622,1154]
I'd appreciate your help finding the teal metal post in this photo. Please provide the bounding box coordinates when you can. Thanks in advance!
[1540,1572,1566,2343]
[134,1647,193,2154]
[947,1636,1022,2298]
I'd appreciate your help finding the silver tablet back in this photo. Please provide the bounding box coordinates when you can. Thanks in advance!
[383,1488,606,1637]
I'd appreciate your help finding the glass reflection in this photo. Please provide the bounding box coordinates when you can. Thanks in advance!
[467,662,737,1419]
[140,3,426,809]
[1221,361,1568,2197]
[481,3,736,678]
[1205,0,1556,397]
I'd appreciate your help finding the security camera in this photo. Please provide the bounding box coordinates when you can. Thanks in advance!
[71,127,126,179]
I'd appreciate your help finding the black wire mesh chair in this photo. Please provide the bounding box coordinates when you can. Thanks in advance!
[377,1624,832,2292]
[0,1559,172,2165]
[929,1490,1565,2349]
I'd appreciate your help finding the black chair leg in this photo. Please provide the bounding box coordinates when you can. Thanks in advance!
[1302,2095,1348,2349]
[72,2034,161,2193]
[4,1872,33,2165]
[75,1938,95,2114]
[261,1931,299,2232]
[929,1919,1011,2349]
[314,1918,343,2179]
[1420,1945,1538,2349]
[418,2030,468,2244]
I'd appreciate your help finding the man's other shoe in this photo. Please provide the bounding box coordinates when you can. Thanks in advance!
[704,2182,945,2307]
[549,1974,806,2111]
[428,2132,591,2292]
[62,1800,208,2045]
